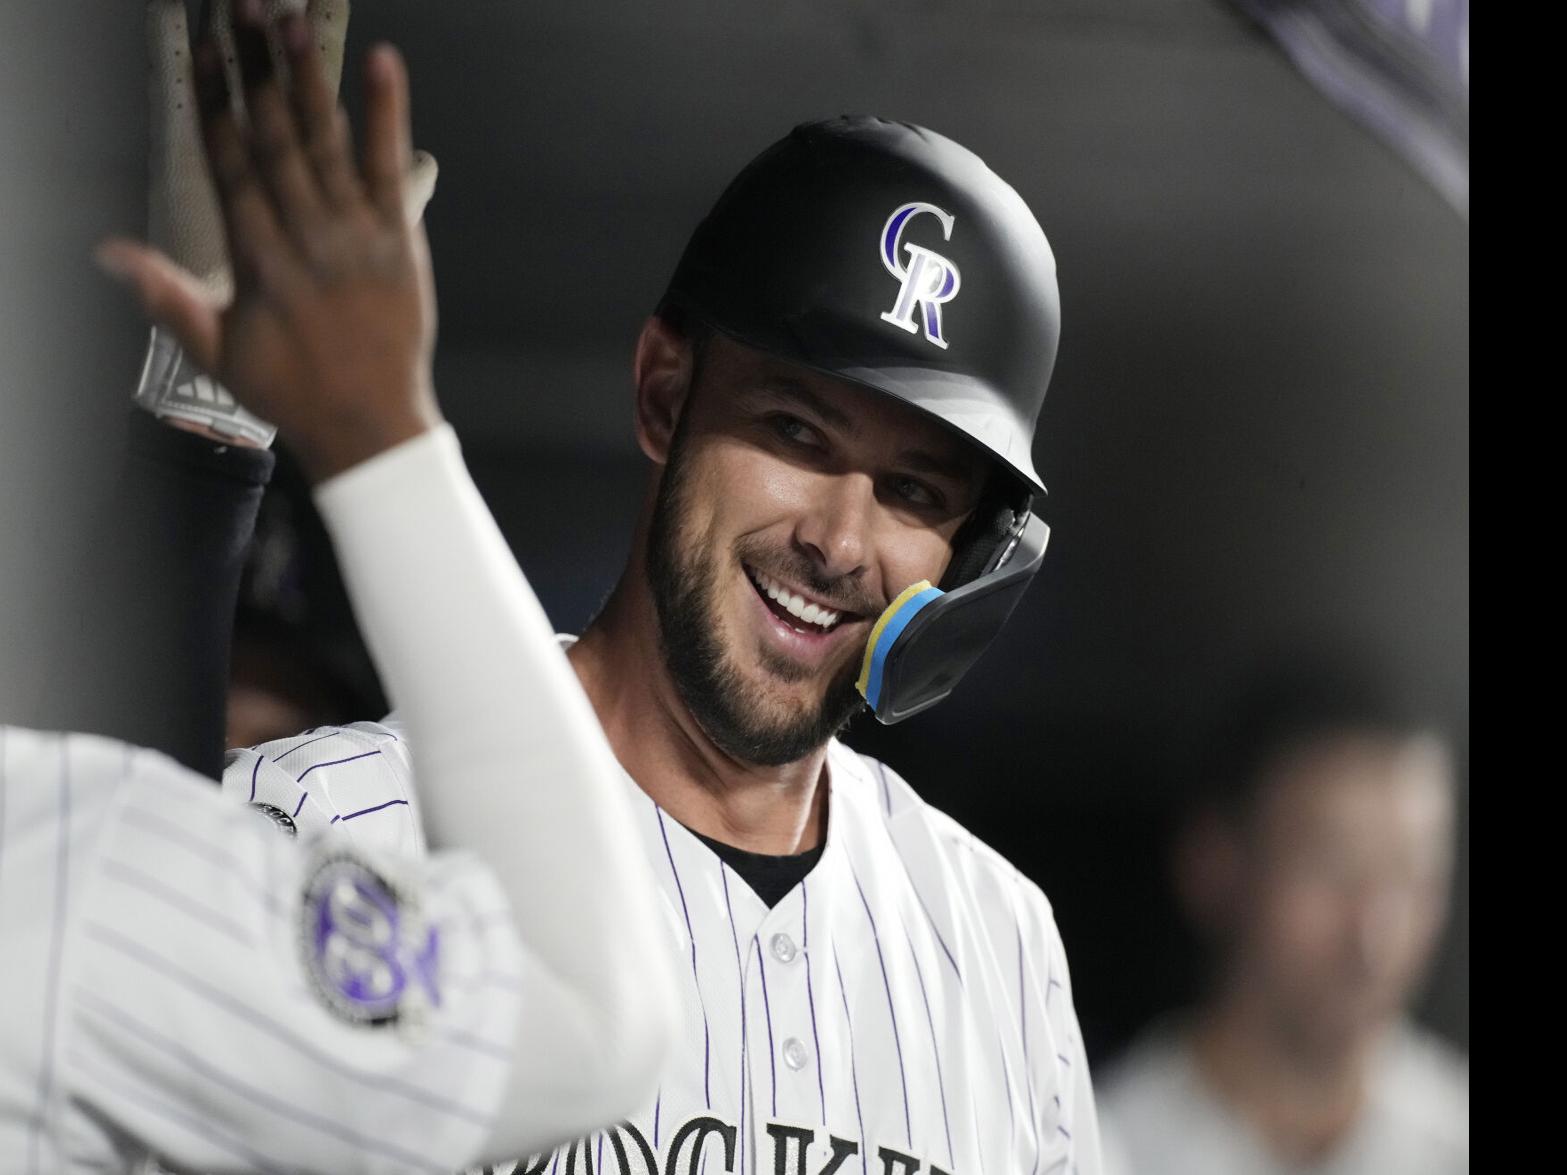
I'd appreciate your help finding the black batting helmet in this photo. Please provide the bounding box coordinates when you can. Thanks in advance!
[660,116,1062,723]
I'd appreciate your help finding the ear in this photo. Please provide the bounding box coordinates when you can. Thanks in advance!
[633,315,695,465]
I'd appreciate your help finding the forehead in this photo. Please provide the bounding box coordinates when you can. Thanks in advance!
[1256,732,1455,854]
[694,334,987,473]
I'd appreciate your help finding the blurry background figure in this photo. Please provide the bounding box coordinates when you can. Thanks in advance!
[226,450,385,748]
[1098,655,1467,1174]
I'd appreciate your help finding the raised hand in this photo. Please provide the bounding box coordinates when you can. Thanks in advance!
[103,0,441,481]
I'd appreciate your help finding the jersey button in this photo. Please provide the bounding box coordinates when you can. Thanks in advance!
[782,1037,809,1071]
[770,933,798,964]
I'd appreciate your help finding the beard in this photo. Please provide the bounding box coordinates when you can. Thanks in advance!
[646,430,869,767]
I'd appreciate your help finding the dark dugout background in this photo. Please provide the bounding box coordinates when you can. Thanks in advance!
[1,0,1467,1064]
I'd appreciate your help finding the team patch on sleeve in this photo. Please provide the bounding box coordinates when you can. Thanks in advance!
[299,851,441,1030]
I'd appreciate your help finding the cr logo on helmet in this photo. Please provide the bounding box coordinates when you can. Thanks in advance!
[879,201,962,350]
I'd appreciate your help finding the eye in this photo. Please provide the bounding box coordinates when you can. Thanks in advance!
[770,414,824,449]
[887,474,942,509]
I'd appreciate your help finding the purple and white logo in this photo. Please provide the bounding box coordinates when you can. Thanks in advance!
[302,854,440,1027]
[879,201,962,350]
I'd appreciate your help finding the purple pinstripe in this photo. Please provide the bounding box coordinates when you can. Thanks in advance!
[70,1050,303,1175]
[719,865,748,1175]
[73,991,454,1169]
[655,806,712,1107]
[101,857,256,946]
[830,944,869,1175]
[995,1026,1017,1136]
[119,807,289,920]
[295,748,381,782]
[28,738,73,1175]
[83,922,494,1122]
[754,935,778,1118]
[440,1027,512,1062]
[802,879,827,1125]
[331,797,411,823]
[874,760,893,817]
[1018,924,1042,1175]
[848,858,912,1147]
[904,930,955,1169]
[271,730,340,762]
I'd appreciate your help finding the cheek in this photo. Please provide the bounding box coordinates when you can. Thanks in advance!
[1259,880,1348,965]
[705,443,818,527]
[880,518,962,592]
[1371,881,1450,975]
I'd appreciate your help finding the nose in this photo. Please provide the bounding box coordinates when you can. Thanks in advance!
[795,472,875,581]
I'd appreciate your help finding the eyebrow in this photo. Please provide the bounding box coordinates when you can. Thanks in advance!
[752,379,978,487]
[896,448,978,485]
[752,379,853,430]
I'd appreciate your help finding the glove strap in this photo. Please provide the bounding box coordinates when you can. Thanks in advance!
[132,326,278,448]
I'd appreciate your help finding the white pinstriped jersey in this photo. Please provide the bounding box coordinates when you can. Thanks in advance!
[226,716,1104,1175]
[0,725,524,1174]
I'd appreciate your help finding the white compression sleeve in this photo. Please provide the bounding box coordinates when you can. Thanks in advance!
[313,425,679,1156]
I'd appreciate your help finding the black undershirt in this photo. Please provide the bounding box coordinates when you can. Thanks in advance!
[690,828,826,908]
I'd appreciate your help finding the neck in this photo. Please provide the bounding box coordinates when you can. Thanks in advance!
[1190,988,1380,1165]
[569,556,830,857]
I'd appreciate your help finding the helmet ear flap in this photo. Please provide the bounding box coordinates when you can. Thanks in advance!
[938,486,1033,591]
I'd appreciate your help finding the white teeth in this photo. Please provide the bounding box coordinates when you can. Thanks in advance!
[749,568,843,630]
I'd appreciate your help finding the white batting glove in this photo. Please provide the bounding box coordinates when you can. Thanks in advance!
[133,0,439,447]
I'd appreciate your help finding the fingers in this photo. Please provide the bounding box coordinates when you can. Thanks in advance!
[283,8,360,207]
[231,1,323,230]
[96,240,223,373]
[361,44,412,224]
[305,0,351,98]
[193,36,291,286]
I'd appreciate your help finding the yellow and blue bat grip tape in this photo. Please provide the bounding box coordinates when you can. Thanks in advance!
[856,580,944,710]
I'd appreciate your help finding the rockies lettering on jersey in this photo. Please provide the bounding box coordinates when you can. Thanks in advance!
[227,713,1104,1175]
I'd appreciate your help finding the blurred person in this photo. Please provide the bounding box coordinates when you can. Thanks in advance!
[0,2,681,1168]
[1098,659,1467,1175]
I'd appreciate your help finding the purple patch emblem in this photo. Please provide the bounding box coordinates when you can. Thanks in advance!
[301,854,440,1027]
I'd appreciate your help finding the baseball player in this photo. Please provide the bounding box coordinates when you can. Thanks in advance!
[0,4,680,1170]
[206,111,1107,1173]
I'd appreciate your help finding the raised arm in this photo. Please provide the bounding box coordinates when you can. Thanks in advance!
[99,0,680,1156]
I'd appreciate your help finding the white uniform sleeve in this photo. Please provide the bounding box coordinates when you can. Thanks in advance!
[66,746,523,1175]
[222,720,423,855]
[311,425,681,1159]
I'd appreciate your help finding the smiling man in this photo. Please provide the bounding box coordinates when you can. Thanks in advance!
[221,115,1101,1173]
